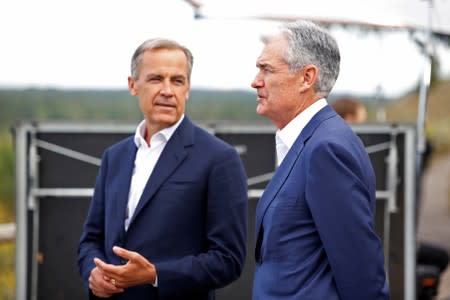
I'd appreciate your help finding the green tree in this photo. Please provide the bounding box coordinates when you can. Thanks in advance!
[0,132,14,222]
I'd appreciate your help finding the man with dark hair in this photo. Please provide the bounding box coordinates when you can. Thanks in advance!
[78,38,248,300]
[331,97,367,123]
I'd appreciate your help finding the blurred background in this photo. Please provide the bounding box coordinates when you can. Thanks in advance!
[1,0,449,299]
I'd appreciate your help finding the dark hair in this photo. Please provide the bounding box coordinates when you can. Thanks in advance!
[131,38,194,81]
[331,98,364,119]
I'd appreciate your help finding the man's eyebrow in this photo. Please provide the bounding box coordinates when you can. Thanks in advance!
[144,73,161,79]
[256,62,268,68]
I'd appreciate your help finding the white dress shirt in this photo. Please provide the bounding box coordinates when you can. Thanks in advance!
[275,99,327,166]
[124,115,184,231]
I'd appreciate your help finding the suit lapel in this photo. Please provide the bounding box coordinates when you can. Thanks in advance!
[112,138,137,238]
[254,139,303,240]
[128,117,194,227]
[255,105,336,241]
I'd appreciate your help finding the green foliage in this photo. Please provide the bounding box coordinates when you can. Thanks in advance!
[0,243,15,300]
[0,133,15,299]
[0,132,14,222]
[0,88,259,131]
[187,91,259,121]
[385,79,450,154]
[427,117,450,154]
[0,89,141,129]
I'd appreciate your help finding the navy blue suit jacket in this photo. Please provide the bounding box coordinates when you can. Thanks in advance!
[253,106,389,300]
[78,117,248,300]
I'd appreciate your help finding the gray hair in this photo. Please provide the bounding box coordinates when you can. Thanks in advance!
[130,38,194,81]
[262,20,340,96]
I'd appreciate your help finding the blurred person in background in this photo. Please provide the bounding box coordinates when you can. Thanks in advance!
[331,97,367,124]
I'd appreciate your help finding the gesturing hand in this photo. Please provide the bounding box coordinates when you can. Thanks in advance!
[89,265,124,298]
[94,246,157,289]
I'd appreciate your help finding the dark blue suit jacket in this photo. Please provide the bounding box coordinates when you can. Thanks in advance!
[253,106,389,300]
[78,117,248,300]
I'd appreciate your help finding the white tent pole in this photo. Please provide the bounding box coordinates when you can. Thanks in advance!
[416,0,433,174]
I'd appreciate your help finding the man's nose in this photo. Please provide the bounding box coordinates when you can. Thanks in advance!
[160,83,174,96]
[251,74,263,89]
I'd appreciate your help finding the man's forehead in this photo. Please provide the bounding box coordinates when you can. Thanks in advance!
[256,49,287,67]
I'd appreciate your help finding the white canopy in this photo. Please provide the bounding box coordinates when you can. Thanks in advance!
[195,0,450,35]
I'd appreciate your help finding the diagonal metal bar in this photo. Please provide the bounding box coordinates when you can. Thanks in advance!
[365,141,391,154]
[36,139,101,166]
[247,172,274,186]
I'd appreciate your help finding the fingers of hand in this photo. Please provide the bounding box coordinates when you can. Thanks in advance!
[89,268,123,295]
[108,277,126,291]
[113,246,136,261]
[93,257,107,270]
[94,258,121,278]
[89,273,112,298]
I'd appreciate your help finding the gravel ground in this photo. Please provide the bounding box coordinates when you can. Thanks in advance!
[417,154,450,300]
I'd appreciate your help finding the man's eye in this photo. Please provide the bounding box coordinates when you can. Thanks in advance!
[148,77,161,82]
[258,67,270,74]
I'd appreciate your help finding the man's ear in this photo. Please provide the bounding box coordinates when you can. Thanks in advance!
[299,64,318,92]
[185,83,190,101]
[128,76,137,96]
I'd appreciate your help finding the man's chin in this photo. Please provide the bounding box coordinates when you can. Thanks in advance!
[151,115,180,128]
[256,104,266,117]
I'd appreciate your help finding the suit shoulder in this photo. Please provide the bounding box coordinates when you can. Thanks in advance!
[192,125,236,153]
[304,116,369,164]
[103,135,135,155]
[313,115,361,145]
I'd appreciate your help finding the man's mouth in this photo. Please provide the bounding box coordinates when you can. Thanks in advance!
[257,94,266,101]
[156,102,176,108]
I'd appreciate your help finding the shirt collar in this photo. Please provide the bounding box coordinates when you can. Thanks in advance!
[134,114,185,148]
[276,98,327,150]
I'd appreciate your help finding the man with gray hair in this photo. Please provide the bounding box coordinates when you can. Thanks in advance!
[251,20,389,299]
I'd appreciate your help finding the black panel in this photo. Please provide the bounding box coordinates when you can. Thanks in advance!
[216,132,276,190]
[217,197,258,300]
[375,199,387,242]
[37,132,130,188]
[359,133,391,191]
[37,197,91,300]
[388,133,407,300]
[18,123,413,300]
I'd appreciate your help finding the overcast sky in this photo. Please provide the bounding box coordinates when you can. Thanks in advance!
[1,0,449,98]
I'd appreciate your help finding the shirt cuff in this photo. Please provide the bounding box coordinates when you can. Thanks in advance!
[152,274,158,287]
